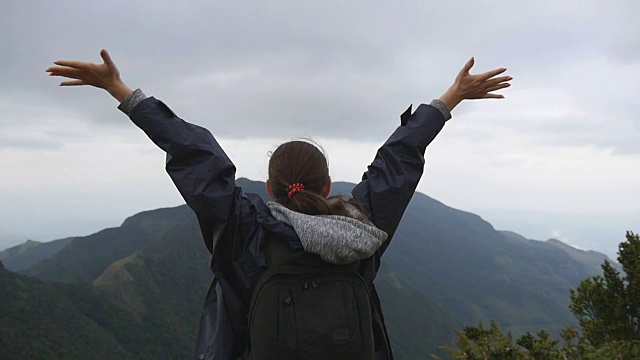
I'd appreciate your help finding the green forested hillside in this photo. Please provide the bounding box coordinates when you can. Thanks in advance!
[376,263,459,358]
[0,264,136,359]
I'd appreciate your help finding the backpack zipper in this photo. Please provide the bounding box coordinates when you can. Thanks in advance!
[303,274,320,289]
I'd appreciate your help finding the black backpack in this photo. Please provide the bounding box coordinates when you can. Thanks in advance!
[246,235,375,360]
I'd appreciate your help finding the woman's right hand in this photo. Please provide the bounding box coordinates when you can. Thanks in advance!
[439,57,512,111]
[46,49,132,102]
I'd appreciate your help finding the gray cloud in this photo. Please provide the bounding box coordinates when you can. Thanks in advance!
[0,137,62,150]
[1,1,639,148]
[599,0,640,63]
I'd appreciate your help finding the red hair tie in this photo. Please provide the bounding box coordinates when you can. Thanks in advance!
[287,183,305,199]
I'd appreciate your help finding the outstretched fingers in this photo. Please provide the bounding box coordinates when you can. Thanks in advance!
[485,75,512,86]
[479,67,507,81]
[459,57,475,76]
[59,79,88,86]
[482,81,510,99]
[485,82,511,93]
[52,60,92,70]
[46,49,123,92]
[100,49,115,67]
[479,72,511,99]
[447,57,512,103]
[46,66,85,80]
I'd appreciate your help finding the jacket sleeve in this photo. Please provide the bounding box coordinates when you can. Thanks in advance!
[127,97,238,253]
[351,103,446,256]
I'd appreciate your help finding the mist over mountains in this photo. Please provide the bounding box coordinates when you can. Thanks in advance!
[0,178,616,359]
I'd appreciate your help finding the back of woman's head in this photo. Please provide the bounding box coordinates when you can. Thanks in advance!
[268,140,333,215]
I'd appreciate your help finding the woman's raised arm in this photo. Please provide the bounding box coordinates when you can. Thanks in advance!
[352,58,511,256]
[47,50,240,253]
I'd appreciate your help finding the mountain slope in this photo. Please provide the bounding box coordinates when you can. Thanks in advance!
[545,237,614,275]
[0,238,74,272]
[376,263,459,359]
[23,206,196,283]
[384,194,605,335]
[0,216,212,359]
[0,265,137,360]
[11,178,617,358]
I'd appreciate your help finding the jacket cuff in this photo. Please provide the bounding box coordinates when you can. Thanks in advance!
[429,99,452,121]
[117,89,148,116]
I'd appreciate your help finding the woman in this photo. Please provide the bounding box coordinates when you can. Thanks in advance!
[47,50,510,360]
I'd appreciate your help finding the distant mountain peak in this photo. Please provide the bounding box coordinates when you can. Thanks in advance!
[0,237,75,272]
[545,237,619,271]
[546,238,571,246]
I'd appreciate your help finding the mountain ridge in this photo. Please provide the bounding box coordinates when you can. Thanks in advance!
[1,177,618,358]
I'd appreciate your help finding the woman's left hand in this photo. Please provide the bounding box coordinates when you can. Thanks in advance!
[46,49,132,102]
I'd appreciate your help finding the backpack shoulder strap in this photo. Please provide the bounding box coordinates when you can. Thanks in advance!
[265,233,290,267]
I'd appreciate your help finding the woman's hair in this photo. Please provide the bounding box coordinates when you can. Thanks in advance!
[268,140,367,218]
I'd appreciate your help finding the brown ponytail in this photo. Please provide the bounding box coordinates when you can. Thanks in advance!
[268,140,368,219]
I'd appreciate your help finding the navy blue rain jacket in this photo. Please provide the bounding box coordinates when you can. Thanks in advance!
[127,98,446,360]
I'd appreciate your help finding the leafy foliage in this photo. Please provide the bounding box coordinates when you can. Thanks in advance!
[569,231,640,345]
[434,321,565,360]
[435,322,640,360]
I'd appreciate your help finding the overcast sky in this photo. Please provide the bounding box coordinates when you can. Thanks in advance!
[1,0,638,259]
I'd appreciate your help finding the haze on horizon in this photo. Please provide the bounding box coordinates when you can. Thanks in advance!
[1,0,639,260]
